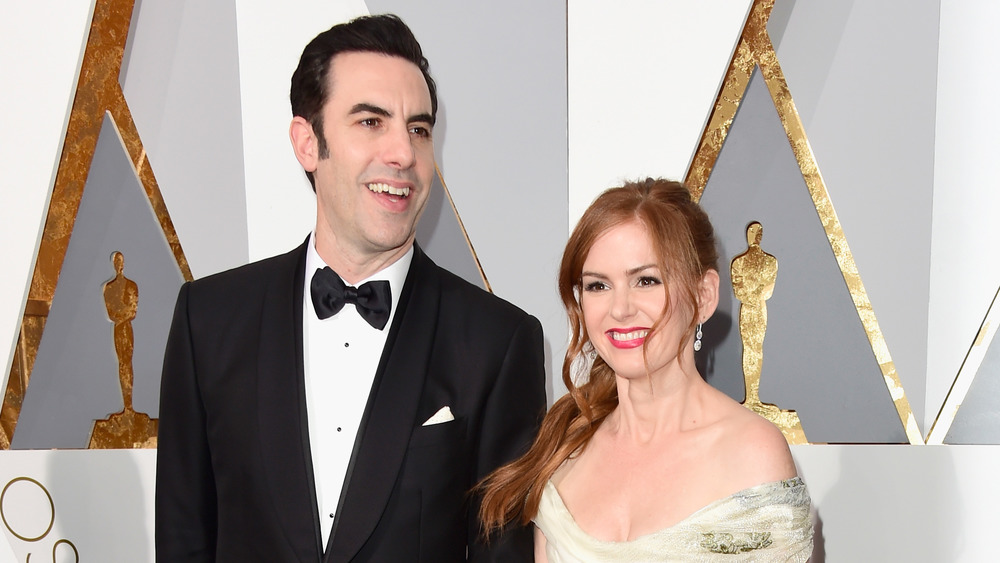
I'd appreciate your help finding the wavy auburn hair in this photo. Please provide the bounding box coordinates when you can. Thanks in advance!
[477,178,718,535]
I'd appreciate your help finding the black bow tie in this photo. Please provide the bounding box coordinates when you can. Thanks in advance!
[310,267,392,330]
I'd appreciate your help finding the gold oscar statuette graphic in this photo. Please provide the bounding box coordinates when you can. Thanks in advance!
[89,252,158,448]
[731,222,806,444]
[686,0,922,443]
[1,0,191,449]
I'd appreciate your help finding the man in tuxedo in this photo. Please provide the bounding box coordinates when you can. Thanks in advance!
[155,14,546,562]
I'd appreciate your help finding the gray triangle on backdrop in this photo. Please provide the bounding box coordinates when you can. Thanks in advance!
[696,69,907,443]
[415,172,486,291]
[12,115,186,449]
[945,329,1000,444]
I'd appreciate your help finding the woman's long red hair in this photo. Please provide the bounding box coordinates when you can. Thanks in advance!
[476,178,719,535]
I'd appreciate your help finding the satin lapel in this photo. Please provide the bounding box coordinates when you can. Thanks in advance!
[328,246,440,561]
[256,242,323,561]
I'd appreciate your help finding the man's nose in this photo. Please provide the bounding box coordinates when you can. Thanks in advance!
[381,125,416,169]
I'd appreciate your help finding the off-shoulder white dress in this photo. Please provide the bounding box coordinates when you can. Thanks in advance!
[534,477,812,562]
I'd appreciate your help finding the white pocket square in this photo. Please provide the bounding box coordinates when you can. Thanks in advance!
[422,406,454,426]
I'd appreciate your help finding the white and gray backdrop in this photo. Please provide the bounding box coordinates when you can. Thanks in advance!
[2,1,999,560]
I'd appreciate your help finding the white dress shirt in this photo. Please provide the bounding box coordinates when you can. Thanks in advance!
[302,235,412,548]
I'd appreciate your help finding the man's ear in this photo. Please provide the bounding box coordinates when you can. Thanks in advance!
[289,116,319,172]
[697,269,721,322]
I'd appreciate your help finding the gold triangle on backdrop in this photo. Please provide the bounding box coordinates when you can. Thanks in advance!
[684,0,922,445]
[0,0,191,449]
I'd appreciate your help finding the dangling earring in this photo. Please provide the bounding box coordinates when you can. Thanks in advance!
[694,323,703,351]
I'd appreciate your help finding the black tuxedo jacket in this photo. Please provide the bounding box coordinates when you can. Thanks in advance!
[155,242,546,562]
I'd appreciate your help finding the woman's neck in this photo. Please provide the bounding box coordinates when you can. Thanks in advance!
[609,363,710,443]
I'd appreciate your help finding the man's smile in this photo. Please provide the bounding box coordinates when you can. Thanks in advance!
[367,182,411,197]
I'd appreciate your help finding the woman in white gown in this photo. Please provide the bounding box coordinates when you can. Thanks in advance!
[479,179,812,562]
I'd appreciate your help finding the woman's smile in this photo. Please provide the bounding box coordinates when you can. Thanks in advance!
[606,328,649,349]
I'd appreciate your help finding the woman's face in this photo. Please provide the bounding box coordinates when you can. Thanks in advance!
[580,220,692,381]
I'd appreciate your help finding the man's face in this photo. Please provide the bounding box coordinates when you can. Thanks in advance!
[308,51,435,264]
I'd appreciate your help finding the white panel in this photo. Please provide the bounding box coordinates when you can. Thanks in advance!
[0,450,155,561]
[234,0,370,260]
[0,1,96,402]
[794,445,1000,561]
[567,0,752,227]
[928,0,1000,432]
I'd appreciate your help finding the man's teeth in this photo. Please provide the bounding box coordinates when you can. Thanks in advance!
[612,330,648,341]
[368,183,410,197]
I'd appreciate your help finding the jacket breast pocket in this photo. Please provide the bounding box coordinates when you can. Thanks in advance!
[401,417,469,558]
[407,417,467,449]
[402,417,468,491]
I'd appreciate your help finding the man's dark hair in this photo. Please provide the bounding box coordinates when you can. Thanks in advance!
[290,14,438,185]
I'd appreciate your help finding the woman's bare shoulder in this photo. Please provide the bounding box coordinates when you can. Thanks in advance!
[712,395,798,484]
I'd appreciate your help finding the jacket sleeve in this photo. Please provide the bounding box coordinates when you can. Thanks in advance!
[468,313,547,562]
[155,283,217,562]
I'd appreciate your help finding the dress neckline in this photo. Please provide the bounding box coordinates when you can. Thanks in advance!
[542,477,804,545]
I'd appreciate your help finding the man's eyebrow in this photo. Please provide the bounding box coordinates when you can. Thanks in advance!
[409,112,435,126]
[349,103,391,117]
[349,104,434,126]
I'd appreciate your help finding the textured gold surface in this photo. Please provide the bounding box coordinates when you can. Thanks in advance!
[88,409,158,449]
[973,322,989,347]
[685,0,922,444]
[1,0,189,449]
[732,222,807,444]
[0,315,45,450]
[685,4,760,201]
[89,252,158,449]
[926,287,1000,444]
